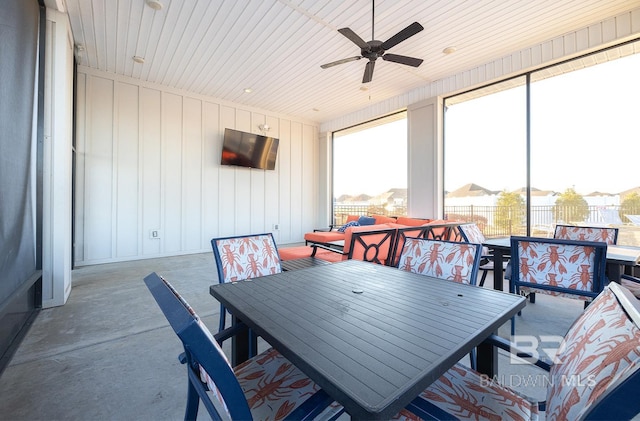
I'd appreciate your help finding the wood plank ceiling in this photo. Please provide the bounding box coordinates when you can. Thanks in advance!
[63,0,639,123]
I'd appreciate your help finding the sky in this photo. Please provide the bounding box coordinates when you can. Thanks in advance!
[333,118,407,197]
[334,50,640,198]
[444,51,640,196]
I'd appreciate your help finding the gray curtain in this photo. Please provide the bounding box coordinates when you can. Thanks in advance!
[0,0,40,310]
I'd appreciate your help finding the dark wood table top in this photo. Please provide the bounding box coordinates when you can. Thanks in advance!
[210,260,525,420]
[280,256,331,271]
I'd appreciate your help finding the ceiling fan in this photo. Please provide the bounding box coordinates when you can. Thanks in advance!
[320,0,424,83]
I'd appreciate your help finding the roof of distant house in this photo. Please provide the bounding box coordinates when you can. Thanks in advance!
[619,186,640,198]
[446,183,498,198]
[585,191,616,197]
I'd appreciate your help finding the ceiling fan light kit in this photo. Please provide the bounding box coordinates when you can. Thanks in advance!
[321,0,424,83]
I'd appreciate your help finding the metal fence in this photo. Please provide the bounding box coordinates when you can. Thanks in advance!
[333,203,630,238]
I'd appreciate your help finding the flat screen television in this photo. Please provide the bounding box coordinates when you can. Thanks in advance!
[220,128,279,170]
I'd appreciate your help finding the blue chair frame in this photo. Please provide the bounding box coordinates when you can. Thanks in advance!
[509,236,608,335]
[144,272,336,421]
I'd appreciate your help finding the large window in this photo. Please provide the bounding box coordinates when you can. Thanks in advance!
[332,112,407,224]
[444,40,640,246]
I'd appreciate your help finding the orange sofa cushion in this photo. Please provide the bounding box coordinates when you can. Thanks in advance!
[342,224,395,254]
[371,214,397,224]
[278,246,343,262]
[396,217,432,226]
[303,230,345,243]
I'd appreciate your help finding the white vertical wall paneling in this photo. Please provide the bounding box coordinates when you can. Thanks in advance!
[75,73,86,263]
[162,93,183,253]
[110,78,119,259]
[235,110,253,234]
[141,87,162,256]
[42,9,74,307]
[264,116,280,242]
[602,18,617,43]
[589,22,604,49]
[182,97,203,251]
[301,124,316,238]
[278,120,292,242]
[75,68,320,265]
[42,18,55,303]
[407,98,439,218]
[86,76,114,260]
[202,101,220,248]
[219,106,237,238]
[289,122,303,239]
[116,82,139,257]
[633,8,640,32]
[250,113,267,235]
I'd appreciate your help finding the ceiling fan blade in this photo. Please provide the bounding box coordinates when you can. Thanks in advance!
[382,53,423,67]
[338,27,369,50]
[380,22,424,50]
[362,60,375,83]
[320,56,362,69]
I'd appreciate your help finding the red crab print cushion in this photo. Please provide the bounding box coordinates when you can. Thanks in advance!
[215,235,282,282]
[516,241,596,299]
[554,226,617,245]
[419,363,539,419]
[545,286,640,419]
[398,238,479,284]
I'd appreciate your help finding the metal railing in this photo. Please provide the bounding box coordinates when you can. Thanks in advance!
[332,203,638,237]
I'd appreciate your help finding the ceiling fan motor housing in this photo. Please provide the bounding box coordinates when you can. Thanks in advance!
[362,40,385,60]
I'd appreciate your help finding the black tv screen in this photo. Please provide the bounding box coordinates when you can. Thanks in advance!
[220,128,279,170]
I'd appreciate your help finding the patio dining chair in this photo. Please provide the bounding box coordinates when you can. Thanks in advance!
[457,223,505,287]
[396,237,482,285]
[509,236,608,335]
[406,282,640,420]
[545,223,620,303]
[211,233,282,333]
[143,272,343,420]
[554,224,619,245]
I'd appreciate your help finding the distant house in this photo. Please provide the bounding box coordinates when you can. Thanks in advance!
[584,191,619,207]
[445,183,499,207]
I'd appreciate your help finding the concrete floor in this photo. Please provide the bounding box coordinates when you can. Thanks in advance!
[0,253,586,420]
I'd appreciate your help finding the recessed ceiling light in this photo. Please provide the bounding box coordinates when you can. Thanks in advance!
[243,88,253,93]
[146,0,163,11]
[443,46,457,55]
[133,56,145,64]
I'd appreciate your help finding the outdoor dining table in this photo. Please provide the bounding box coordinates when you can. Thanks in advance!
[483,236,640,291]
[209,259,526,420]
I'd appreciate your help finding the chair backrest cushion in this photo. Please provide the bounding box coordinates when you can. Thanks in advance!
[510,236,607,299]
[212,233,282,283]
[458,223,486,244]
[546,283,640,419]
[554,224,618,245]
[397,238,481,284]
